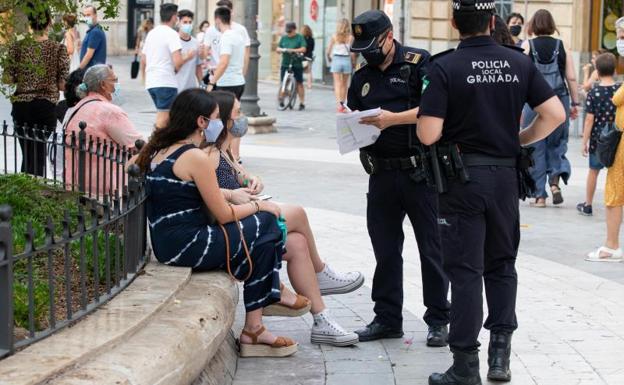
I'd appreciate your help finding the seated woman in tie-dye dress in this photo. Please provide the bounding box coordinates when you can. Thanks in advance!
[135,89,302,358]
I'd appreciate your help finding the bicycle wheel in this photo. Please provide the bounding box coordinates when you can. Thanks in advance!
[277,74,290,111]
[287,77,298,109]
[282,74,297,110]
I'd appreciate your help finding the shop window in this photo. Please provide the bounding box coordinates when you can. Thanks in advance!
[495,0,513,21]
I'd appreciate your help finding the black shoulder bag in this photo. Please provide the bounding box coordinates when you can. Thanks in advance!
[596,122,622,167]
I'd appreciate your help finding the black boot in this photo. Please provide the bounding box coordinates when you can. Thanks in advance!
[487,332,512,382]
[429,350,482,385]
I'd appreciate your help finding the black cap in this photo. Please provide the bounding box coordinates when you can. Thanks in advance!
[351,10,392,52]
[452,0,496,13]
[285,21,296,32]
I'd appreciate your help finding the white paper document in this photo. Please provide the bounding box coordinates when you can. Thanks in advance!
[336,108,382,155]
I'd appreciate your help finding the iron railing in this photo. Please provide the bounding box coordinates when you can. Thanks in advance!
[0,121,148,359]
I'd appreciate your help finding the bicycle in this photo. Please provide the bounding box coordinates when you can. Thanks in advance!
[277,50,304,111]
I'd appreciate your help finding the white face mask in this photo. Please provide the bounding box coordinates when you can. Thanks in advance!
[617,40,624,56]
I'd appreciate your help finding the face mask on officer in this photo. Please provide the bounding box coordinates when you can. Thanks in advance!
[362,31,391,66]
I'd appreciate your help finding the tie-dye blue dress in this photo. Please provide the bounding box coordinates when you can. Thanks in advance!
[146,144,283,311]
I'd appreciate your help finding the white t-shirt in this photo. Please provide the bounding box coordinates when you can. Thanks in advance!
[203,22,251,68]
[217,29,245,87]
[176,36,201,92]
[142,25,182,89]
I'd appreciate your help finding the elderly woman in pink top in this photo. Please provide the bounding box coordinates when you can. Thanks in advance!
[65,64,143,196]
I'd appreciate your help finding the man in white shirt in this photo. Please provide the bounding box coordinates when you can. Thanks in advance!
[176,9,203,92]
[141,3,197,129]
[206,2,249,162]
[203,0,251,77]
[208,7,245,98]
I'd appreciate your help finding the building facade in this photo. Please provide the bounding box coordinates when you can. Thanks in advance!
[101,0,621,82]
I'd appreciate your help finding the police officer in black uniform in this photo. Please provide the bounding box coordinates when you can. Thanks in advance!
[347,10,451,347]
[417,1,565,384]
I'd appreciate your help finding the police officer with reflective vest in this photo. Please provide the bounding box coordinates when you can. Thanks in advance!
[417,1,566,384]
[347,10,451,347]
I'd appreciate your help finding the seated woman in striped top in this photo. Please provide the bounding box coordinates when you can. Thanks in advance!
[135,89,303,358]
[203,90,363,347]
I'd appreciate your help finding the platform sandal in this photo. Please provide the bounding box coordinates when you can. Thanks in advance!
[239,326,298,358]
[262,283,311,317]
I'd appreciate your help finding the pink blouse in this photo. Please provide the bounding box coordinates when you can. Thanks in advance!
[65,93,143,197]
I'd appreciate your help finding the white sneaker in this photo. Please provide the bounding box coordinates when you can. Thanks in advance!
[311,311,359,347]
[585,246,624,262]
[316,264,364,295]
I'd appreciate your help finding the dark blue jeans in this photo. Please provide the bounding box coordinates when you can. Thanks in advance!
[521,94,571,198]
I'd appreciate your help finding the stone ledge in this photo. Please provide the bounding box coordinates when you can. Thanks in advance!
[46,270,238,385]
[0,262,191,385]
[248,116,277,134]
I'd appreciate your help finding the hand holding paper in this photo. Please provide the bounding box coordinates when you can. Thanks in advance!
[336,108,382,155]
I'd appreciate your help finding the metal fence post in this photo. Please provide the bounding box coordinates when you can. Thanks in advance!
[124,164,141,274]
[78,121,87,193]
[0,205,14,358]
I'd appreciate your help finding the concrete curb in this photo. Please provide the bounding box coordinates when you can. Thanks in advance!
[47,270,239,385]
[0,263,191,385]
[0,264,239,385]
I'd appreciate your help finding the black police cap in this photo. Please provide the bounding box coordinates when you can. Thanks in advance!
[452,0,496,13]
[351,10,392,52]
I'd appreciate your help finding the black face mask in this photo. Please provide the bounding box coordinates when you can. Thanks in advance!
[509,25,522,37]
[362,37,390,66]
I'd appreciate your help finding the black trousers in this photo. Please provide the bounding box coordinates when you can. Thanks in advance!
[11,99,56,176]
[438,166,519,352]
[367,169,450,329]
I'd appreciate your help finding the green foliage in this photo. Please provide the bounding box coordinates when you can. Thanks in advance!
[0,0,121,97]
[0,174,124,332]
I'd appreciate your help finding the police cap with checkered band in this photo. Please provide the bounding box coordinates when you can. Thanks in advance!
[452,0,496,13]
[351,10,392,52]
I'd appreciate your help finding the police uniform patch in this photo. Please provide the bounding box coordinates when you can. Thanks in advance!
[354,25,363,37]
[404,51,421,64]
[421,75,430,93]
[361,82,370,97]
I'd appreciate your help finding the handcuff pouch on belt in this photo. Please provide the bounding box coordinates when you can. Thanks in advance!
[425,143,470,193]
[517,147,536,201]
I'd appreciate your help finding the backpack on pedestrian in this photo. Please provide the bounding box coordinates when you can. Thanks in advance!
[529,39,567,96]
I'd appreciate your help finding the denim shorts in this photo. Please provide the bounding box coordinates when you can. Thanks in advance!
[148,87,178,111]
[330,55,352,74]
[589,152,605,170]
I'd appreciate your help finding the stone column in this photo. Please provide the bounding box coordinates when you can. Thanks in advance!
[241,0,261,116]
[241,0,276,133]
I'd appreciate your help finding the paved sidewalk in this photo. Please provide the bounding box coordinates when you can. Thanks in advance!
[233,208,624,385]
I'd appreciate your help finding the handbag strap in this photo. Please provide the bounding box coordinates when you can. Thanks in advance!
[220,204,254,282]
[63,98,101,130]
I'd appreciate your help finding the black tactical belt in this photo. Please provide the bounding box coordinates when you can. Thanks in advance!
[462,153,516,167]
[360,151,424,175]
[376,154,423,171]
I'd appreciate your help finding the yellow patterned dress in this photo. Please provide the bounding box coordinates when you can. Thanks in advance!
[606,85,624,207]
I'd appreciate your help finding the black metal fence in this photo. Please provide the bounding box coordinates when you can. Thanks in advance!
[0,121,148,359]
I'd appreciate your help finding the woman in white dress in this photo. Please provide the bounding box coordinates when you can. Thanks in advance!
[62,14,81,72]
